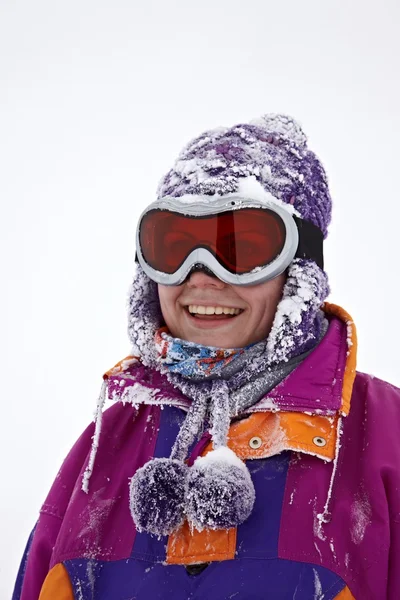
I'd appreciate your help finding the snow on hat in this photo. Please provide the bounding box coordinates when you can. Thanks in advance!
[158,113,331,238]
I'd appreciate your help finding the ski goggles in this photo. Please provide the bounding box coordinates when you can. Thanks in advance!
[136,195,324,286]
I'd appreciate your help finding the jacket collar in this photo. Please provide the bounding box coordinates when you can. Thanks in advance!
[105,303,356,416]
[250,303,357,417]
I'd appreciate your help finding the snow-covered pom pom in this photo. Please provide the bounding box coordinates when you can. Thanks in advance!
[186,447,255,531]
[129,458,188,536]
[250,113,307,147]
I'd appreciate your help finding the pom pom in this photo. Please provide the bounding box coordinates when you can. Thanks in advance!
[250,113,307,147]
[129,458,188,536]
[186,447,255,531]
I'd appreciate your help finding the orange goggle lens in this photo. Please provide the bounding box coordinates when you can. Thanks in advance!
[139,208,286,275]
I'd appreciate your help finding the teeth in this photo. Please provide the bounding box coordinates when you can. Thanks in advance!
[188,305,242,316]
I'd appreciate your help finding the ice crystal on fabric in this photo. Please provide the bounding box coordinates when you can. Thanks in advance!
[129,458,188,536]
[315,417,343,539]
[170,394,209,462]
[266,259,329,365]
[82,380,108,493]
[186,452,255,531]
[313,568,324,599]
[350,493,372,544]
[195,446,245,469]
[209,380,230,449]
[249,114,308,147]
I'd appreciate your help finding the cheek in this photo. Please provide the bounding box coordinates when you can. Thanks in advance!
[250,297,271,320]
[158,286,180,323]
[239,289,268,313]
[240,277,285,317]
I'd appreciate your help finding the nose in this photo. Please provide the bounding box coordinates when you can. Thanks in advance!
[187,269,226,289]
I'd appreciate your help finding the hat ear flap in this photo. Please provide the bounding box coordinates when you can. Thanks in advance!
[266,258,329,364]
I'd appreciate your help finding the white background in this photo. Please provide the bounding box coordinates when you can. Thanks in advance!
[1,0,399,597]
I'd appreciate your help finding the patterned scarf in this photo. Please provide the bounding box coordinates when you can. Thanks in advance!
[155,327,251,378]
[154,318,328,417]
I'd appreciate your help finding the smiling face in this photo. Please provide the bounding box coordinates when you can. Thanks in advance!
[158,270,286,348]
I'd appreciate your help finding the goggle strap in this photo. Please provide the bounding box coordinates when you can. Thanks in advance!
[293,216,324,270]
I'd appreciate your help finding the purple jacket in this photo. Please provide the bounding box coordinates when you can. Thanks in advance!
[12,304,400,599]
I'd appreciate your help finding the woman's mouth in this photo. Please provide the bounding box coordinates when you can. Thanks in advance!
[186,305,244,320]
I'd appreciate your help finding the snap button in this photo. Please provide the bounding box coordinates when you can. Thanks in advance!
[313,436,327,447]
[249,436,262,449]
[185,563,209,576]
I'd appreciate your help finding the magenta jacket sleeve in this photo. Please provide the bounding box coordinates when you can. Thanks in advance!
[382,383,400,599]
[12,514,63,600]
[12,420,94,599]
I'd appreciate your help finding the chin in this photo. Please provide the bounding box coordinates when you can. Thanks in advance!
[195,332,243,348]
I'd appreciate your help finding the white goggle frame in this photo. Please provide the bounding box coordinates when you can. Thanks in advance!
[136,195,299,287]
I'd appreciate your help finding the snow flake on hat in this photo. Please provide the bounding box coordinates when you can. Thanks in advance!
[249,113,308,147]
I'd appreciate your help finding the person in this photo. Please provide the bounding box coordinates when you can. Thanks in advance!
[12,114,400,600]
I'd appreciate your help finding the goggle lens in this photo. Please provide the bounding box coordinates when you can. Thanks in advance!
[139,207,286,275]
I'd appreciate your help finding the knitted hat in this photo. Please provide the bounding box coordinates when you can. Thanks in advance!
[127,114,331,536]
[158,113,331,237]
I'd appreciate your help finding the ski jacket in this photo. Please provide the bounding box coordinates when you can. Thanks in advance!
[12,304,400,599]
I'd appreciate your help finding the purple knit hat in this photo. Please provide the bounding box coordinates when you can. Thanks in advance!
[158,113,331,238]
[126,114,332,537]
